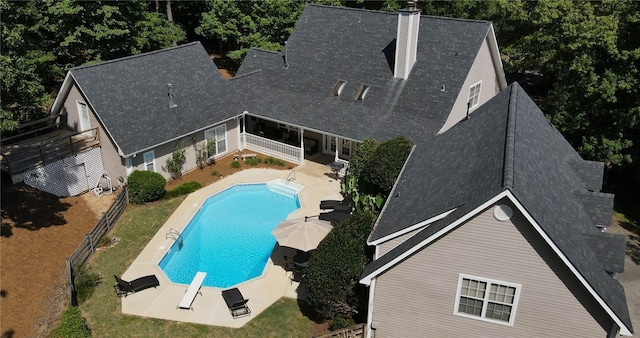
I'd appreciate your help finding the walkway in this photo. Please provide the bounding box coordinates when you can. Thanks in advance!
[120,161,342,327]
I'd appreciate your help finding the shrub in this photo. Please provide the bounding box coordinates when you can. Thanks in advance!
[329,316,355,331]
[211,170,221,177]
[75,267,101,304]
[195,138,216,169]
[306,211,376,319]
[363,136,412,194]
[127,170,166,204]
[164,181,202,199]
[264,156,285,166]
[245,156,263,166]
[230,160,241,168]
[347,139,379,180]
[50,306,91,338]
[162,148,186,179]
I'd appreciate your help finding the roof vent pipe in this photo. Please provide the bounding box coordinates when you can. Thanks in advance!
[168,83,177,108]
[283,41,289,69]
[394,1,421,79]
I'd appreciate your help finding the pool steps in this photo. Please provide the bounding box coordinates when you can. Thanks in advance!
[267,179,303,198]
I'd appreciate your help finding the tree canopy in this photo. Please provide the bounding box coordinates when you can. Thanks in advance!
[1,0,185,133]
[3,0,639,168]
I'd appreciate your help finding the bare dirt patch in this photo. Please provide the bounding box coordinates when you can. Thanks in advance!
[1,176,116,338]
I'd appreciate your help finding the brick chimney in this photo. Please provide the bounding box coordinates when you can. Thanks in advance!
[394,1,421,79]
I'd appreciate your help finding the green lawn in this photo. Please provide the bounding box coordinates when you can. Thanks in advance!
[79,196,317,337]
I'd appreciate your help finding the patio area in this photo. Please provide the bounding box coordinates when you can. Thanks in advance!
[119,161,342,327]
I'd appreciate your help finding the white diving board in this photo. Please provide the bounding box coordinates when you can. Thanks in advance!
[178,271,207,310]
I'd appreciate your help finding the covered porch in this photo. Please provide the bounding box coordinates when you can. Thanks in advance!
[238,114,356,177]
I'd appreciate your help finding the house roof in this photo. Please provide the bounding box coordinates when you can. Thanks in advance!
[69,42,239,156]
[234,4,494,142]
[361,82,632,334]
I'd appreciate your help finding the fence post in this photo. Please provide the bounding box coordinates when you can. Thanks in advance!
[86,234,94,252]
[67,258,78,307]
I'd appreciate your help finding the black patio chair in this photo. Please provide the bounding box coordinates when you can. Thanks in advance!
[319,210,351,226]
[319,200,351,212]
[221,287,251,318]
[113,274,160,298]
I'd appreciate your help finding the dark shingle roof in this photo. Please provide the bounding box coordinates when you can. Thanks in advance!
[234,4,492,142]
[574,191,615,228]
[362,83,632,333]
[583,232,627,274]
[71,42,238,156]
[569,159,605,191]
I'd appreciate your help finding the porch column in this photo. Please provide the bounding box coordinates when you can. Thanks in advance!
[240,111,248,150]
[334,136,339,162]
[299,128,305,163]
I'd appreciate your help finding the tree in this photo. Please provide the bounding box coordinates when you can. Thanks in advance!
[195,0,304,63]
[0,0,186,133]
[306,211,376,320]
[419,0,640,166]
[342,137,412,212]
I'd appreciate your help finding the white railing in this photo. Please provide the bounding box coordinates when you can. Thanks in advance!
[241,133,302,164]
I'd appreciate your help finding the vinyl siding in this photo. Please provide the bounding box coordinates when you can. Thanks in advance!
[439,37,501,133]
[128,119,240,181]
[370,202,610,337]
[377,227,423,256]
[63,84,126,183]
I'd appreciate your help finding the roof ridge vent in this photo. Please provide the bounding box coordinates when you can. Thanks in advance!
[168,83,177,109]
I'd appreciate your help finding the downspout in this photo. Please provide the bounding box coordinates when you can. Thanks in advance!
[300,128,305,163]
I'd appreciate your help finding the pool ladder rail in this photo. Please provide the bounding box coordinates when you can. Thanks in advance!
[287,169,296,182]
[166,228,184,250]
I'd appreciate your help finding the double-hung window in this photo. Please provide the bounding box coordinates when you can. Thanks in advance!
[454,274,521,325]
[143,151,155,172]
[204,124,227,158]
[468,81,482,109]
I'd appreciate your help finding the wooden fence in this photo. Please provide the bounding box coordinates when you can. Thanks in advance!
[314,324,366,338]
[66,186,128,305]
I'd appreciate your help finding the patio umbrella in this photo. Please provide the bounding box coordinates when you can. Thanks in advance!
[271,217,333,252]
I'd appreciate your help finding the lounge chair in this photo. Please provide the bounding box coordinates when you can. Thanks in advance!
[113,275,159,298]
[319,210,351,226]
[221,288,251,318]
[319,200,351,212]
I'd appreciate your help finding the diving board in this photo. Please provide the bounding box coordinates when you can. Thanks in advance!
[178,271,206,310]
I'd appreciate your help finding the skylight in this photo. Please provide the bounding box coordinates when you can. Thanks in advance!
[331,80,347,97]
[354,84,370,102]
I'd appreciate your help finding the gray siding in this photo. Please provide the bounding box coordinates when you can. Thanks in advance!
[63,84,126,183]
[439,38,501,133]
[128,119,240,181]
[370,202,610,337]
[377,227,423,256]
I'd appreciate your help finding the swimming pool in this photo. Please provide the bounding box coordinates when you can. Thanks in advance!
[158,181,301,288]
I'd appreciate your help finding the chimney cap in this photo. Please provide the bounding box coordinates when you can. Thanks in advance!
[407,1,418,12]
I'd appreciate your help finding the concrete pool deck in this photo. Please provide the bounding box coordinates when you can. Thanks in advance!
[120,161,342,327]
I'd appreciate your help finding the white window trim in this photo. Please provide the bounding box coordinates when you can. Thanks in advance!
[453,273,521,326]
[125,157,133,175]
[143,150,155,172]
[468,81,482,110]
[205,124,227,158]
[76,101,91,131]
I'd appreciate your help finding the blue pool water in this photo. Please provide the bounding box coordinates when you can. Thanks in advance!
[158,183,300,288]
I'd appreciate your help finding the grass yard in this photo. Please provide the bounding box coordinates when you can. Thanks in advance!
[79,195,323,337]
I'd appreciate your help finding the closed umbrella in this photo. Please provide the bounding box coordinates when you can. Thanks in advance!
[271,217,333,252]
